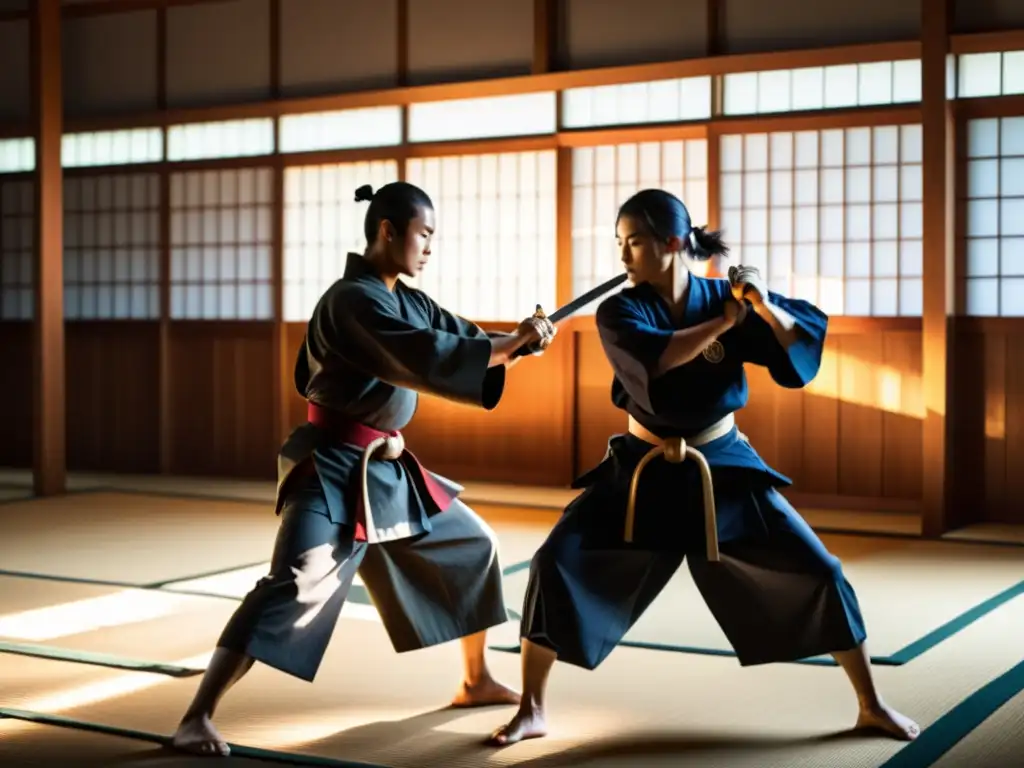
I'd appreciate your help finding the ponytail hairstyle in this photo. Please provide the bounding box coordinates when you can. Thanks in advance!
[616,188,729,261]
[354,181,434,244]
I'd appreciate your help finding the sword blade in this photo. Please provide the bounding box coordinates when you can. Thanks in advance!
[547,273,628,324]
[509,273,629,360]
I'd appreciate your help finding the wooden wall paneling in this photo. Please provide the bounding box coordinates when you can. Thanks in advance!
[980,329,1004,521]
[770,369,806,484]
[0,18,31,122]
[800,331,841,495]
[836,333,885,497]
[65,321,161,473]
[881,330,924,500]
[405,0,534,86]
[1003,330,1024,524]
[721,0,921,55]
[166,321,277,478]
[735,364,779,469]
[278,0,400,97]
[0,322,32,468]
[573,328,623,477]
[283,321,306,430]
[164,0,271,108]
[953,0,1024,34]
[62,9,159,117]
[560,0,709,69]
[401,335,576,487]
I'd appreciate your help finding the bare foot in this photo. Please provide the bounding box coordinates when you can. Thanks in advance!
[856,702,920,741]
[451,674,521,708]
[171,715,231,757]
[487,705,548,746]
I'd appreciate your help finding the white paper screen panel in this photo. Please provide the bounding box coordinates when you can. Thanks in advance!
[964,117,1024,317]
[957,51,1024,99]
[278,107,403,153]
[404,151,557,322]
[169,168,274,320]
[0,139,35,174]
[562,77,712,129]
[718,125,923,316]
[62,129,164,168]
[167,119,275,162]
[408,93,557,143]
[282,160,400,323]
[64,174,161,320]
[723,60,922,116]
[571,140,710,315]
[0,179,34,320]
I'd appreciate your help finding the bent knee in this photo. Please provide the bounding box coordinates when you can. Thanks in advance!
[529,528,578,575]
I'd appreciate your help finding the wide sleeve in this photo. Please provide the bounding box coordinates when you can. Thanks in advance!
[595,295,675,414]
[314,289,505,410]
[735,291,828,389]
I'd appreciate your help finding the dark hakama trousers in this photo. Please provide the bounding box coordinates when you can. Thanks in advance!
[218,471,509,682]
[520,436,868,670]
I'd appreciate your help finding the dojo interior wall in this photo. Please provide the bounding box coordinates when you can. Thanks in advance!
[1,0,1024,529]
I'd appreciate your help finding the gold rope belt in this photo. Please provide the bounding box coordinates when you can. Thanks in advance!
[624,414,741,562]
[358,433,406,543]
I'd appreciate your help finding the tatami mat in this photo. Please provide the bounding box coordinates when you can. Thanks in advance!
[932,686,1024,768]
[2,493,1022,670]
[0,492,281,584]
[0,719,290,767]
[945,523,1024,546]
[2,587,1023,767]
[1,485,1022,767]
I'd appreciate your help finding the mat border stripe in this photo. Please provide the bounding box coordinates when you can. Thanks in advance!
[3,659,1024,768]
[0,707,388,768]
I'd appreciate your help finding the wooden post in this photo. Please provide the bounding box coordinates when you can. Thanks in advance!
[920,0,957,536]
[31,0,65,497]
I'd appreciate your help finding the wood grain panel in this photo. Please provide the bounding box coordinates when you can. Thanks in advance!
[574,328,624,476]
[951,321,1024,525]
[836,333,885,497]
[402,337,575,487]
[65,321,160,473]
[0,321,32,468]
[166,321,276,479]
[283,321,306,430]
[1002,329,1024,525]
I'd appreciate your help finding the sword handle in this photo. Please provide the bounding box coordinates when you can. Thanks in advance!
[510,305,549,359]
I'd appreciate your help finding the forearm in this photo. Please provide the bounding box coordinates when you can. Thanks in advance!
[654,317,733,376]
[488,333,528,367]
[754,300,800,349]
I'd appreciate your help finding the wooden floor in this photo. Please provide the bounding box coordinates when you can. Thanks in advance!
[0,477,1022,767]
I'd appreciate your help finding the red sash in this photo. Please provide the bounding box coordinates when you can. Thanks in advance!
[303,402,457,542]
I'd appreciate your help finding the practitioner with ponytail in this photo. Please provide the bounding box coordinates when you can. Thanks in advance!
[172,181,556,757]
[488,189,919,746]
